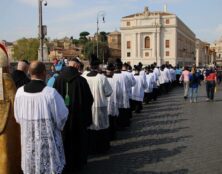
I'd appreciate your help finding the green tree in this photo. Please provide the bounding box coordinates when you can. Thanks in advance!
[84,41,110,63]
[99,31,108,42]
[79,31,90,44]
[72,39,80,46]
[13,38,39,61]
[84,41,96,59]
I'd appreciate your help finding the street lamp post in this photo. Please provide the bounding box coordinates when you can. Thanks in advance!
[38,0,47,62]
[153,18,159,65]
[96,11,105,60]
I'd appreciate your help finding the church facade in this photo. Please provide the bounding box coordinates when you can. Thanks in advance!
[120,6,196,66]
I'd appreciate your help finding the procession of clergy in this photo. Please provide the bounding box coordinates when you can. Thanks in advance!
[0,43,177,174]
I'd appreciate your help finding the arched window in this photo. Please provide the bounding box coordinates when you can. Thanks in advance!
[145,36,150,48]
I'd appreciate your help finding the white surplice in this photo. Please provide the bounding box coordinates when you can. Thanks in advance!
[14,86,68,174]
[145,73,155,93]
[84,74,113,130]
[107,77,121,117]
[81,70,90,77]
[163,67,171,83]
[153,67,161,87]
[132,74,148,102]
[122,71,136,99]
[113,72,131,109]
[159,70,165,85]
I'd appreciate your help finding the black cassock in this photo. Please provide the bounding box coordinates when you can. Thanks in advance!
[54,67,93,172]
[11,70,30,89]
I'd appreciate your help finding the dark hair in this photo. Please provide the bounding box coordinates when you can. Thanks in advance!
[107,62,115,71]
[114,58,123,70]
[184,66,189,71]
[22,59,30,65]
[29,61,46,76]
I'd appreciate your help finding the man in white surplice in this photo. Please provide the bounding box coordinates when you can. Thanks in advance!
[113,59,132,128]
[82,55,113,153]
[122,63,136,109]
[14,61,69,174]
[131,65,148,113]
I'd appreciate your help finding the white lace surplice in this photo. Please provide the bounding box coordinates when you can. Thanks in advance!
[107,77,121,117]
[84,74,113,130]
[14,87,68,174]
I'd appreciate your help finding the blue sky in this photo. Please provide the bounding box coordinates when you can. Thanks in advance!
[1,0,222,43]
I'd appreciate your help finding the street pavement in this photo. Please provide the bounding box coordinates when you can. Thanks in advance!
[80,83,222,174]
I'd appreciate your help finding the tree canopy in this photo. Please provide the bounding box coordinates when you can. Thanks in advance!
[13,38,39,61]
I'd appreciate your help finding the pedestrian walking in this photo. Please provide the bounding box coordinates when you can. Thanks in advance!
[14,61,69,174]
[180,66,190,99]
[205,67,217,101]
[189,66,200,103]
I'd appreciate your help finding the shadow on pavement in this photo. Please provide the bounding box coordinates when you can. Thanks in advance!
[81,146,187,174]
[138,169,189,174]
[75,88,191,174]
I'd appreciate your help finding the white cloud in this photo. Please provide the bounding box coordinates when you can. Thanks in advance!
[17,0,73,8]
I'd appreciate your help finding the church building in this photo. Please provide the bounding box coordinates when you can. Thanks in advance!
[120,6,196,66]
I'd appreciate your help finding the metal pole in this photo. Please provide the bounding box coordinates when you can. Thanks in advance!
[39,0,43,61]
[96,11,105,59]
[97,16,99,59]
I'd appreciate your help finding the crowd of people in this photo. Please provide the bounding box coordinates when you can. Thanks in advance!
[180,65,218,103]
[0,41,218,174]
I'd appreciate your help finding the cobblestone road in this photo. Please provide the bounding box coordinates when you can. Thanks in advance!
[79,84,222,174]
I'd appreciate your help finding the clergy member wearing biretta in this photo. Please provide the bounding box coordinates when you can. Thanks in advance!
[0,43,22,174]
[14,61,69,174]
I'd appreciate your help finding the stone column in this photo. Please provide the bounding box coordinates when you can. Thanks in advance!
[135,33,138,58]
[157,30,161,66]
[138,33,141,59]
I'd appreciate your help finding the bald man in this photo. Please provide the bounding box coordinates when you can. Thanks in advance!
[14,61,68,174]
[12,60,30,89]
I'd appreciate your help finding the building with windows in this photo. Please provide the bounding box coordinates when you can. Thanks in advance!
[120,6,196,66]
[107,31,121,59]
[195,39,210,67]
[210,37,222,65]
